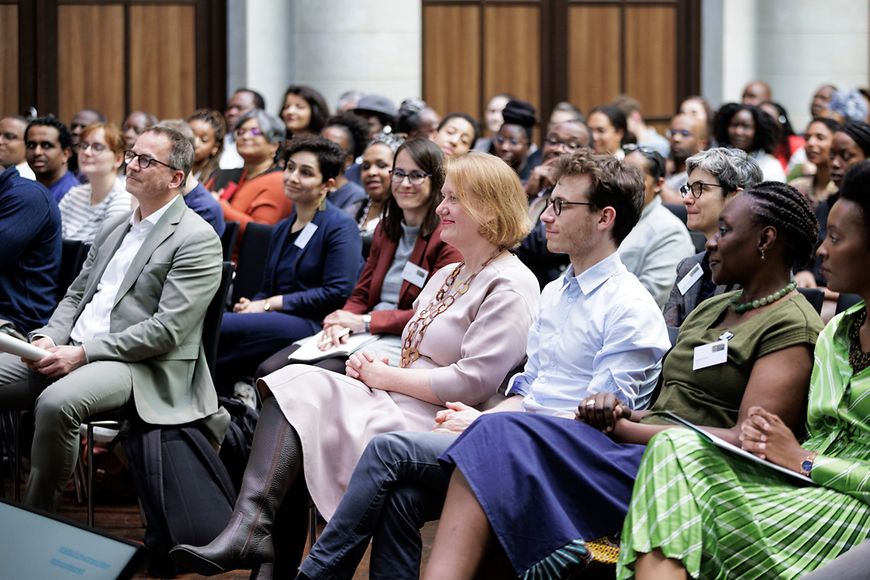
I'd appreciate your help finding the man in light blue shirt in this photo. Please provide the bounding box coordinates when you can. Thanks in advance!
[292,150,671,580]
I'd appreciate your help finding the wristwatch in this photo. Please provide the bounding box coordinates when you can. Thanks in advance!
[263,300,271,312]
[800,451,818,477]
[362,314,372,334]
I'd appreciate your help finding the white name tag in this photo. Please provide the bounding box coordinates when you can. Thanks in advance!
[402,262,429,288]
[677,263,704,296]
[294,222,318,249]
[693,340,728,370]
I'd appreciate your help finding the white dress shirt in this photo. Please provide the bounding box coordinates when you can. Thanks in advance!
[15,161,35,180]
[219,134,244,169]
[70,196,178,344]
[506,252,670,415]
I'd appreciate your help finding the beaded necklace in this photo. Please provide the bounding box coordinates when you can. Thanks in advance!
[848,308,870,374]
[730,281,796,314]
[400,250,504,368]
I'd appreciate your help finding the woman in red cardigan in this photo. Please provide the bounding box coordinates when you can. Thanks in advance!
[255,137,461,378]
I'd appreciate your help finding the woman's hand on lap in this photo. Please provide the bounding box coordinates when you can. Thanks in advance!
[575,392,631,432]
[345,351,391,387]
[740,406,807,472]
[433,401,482,434]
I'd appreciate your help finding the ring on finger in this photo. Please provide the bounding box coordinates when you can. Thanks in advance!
[585,400,595,408]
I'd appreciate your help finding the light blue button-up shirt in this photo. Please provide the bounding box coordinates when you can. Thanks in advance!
[506,252,670,415]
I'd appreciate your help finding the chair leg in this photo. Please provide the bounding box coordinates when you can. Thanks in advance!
[308,502,318,545]
[87,422,94,527]
[13,411,20,502]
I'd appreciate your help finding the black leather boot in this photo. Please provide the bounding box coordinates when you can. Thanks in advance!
[170,398,301,575]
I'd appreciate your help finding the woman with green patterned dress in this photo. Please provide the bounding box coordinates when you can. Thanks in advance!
[618,161,870,579]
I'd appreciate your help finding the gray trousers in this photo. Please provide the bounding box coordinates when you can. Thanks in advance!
[0,352,133,510]
[801,540,870,579]
[299,431,458,580]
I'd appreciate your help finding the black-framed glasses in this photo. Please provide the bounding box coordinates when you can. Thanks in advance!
[545,197,594,216]
[390,169,431,185]
[543,136,585,152]
[680,181,724,199]
[124,150,177,171]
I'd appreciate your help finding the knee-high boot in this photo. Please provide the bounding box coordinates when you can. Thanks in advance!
[248,477,310,579]
[170,397,301,576]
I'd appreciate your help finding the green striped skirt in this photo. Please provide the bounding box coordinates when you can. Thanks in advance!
[617,429,870,579]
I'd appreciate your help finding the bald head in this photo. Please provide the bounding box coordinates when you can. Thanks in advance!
[742,81,772,106]
[669,114,708,167]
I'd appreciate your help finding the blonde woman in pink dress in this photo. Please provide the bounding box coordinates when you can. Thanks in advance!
[171,152,541,577]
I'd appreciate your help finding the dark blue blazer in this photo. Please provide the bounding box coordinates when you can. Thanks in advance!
[256,201,363,321]
[0,166,62,333]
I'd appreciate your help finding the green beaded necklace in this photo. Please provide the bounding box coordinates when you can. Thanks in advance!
[731,281,797,314]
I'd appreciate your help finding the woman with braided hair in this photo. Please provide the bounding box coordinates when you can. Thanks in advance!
[619,163,870,579]
[170,152,540,577]
[422,181,824,580]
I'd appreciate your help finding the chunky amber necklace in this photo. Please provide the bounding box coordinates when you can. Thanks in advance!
[400,250,504,368]
[730,281,796,314]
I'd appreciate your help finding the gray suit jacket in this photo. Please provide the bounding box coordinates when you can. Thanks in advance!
[662,251,734,327]
[36,195,223,426]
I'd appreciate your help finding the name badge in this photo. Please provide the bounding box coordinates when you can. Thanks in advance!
[677,263,704,296]
[402,262,429,288]
[693,340,728,370]
[294,222,318,249]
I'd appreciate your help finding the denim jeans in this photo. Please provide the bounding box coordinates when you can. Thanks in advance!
[299,431,458,580]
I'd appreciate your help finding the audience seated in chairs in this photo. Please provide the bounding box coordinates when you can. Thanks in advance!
[58,123,131,244]
[422,181,824,580]
[170,151,540,578]
[214,136,363,395]
[663,148,762,326]
[296,149,672,580]
[618,161,870,580]
[186,108,227,193]
[355,132,404,257]
[255,137,462,381]
[320,112,370,217]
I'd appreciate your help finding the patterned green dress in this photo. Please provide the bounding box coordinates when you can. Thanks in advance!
[617,302,870,579]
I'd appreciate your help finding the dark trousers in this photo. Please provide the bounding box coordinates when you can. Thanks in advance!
[299,431,458,580]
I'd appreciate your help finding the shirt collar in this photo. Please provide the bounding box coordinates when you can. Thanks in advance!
[561,251,626,295]
[131,194,179,228]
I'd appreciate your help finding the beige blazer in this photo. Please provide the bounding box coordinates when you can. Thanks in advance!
[35,195,224,426]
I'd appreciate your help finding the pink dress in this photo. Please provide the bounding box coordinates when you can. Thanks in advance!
[260,254,540,519]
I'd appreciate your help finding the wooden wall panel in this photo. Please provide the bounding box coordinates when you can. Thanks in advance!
[483,5,541,114]
[567,6,620,114]
[0,5,19,116]
[625,6,677,122]
[129,5,196,119]
[423,5,481,120]
[57,5,125,124]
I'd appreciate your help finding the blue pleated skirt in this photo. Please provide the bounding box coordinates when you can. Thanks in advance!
[440,412,646,578]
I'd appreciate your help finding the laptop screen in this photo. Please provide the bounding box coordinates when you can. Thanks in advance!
[0,499,144,579]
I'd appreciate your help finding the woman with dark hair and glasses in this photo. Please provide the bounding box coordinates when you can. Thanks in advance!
[619,145,694,307]
[713,102,786,182]
[663,148,763,326]
[253,137,462,379]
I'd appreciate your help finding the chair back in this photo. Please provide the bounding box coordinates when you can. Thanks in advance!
[690,231,707,253]
[231,223,274,305]
[837,293,863,314]
[204,261,235,379]
[796,287,825,315]
[220,221,240,261]
[58,240,90,300]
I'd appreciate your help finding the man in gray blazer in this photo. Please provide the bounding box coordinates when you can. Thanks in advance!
[0,126,224,511]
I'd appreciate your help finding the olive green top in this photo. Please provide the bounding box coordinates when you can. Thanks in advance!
[643,290,824,428]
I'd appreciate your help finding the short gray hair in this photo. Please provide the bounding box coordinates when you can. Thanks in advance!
[142,126,193,184]
[155,119,195,148]
[685,147,762,194]
[236,109,285,144]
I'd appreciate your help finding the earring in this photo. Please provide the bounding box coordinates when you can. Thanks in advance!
[760,248,766,261]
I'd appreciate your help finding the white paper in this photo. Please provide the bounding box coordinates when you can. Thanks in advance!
[402,263,429,288]
[662,411,816,485]
[0,333,51,361]
[294,222,318,249]
[288,330,380,362]
[693,340,728,370]
[677,263,703,295]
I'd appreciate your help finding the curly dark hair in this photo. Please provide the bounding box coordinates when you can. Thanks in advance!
[324,112,371,159]
[713,103,781,154]
[838,161,870,243]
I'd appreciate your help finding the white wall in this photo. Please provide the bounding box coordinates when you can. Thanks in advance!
[702,0,869,130]
[227,0,422,115]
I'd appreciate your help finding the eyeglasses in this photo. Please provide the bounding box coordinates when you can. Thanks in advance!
[680,181,724,199]
[235,126,264,138]
[78,142,107,153]
[124,150,177,171]
[622,144,658,156]
[543,136,584,152]
[545,197,594,216]
[665,128,693,139]
[390,169,431,185]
